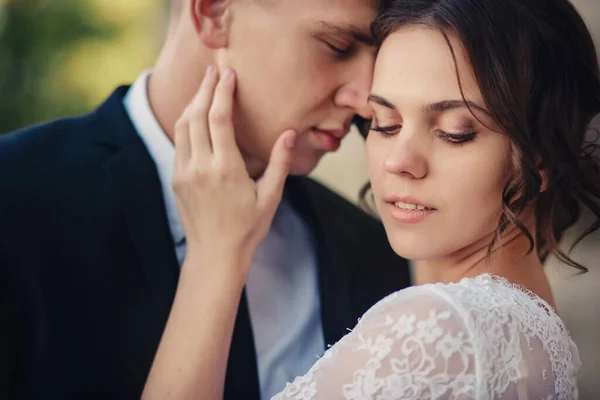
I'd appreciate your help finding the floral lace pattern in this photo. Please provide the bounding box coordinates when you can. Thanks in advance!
[272,274,580,400]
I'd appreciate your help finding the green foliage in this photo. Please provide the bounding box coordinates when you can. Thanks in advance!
[0,0,119,133]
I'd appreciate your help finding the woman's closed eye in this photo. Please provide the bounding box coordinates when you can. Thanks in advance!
[370,124,401,137]
[370,124,478,145]
[437,130,478,145]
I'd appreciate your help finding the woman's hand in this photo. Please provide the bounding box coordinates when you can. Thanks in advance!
[142,67,296,400]
[173,66,297,269]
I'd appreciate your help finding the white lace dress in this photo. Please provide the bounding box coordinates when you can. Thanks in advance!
[272,274,581,400]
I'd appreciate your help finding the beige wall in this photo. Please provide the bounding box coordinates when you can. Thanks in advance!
[573,0,600,50]
[311,1,600,397]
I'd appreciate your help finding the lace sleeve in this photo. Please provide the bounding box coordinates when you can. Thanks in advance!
[271,287,477,399]
[272,276,580,400]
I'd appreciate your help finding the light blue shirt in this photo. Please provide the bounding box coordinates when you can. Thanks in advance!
[123,71,324,399]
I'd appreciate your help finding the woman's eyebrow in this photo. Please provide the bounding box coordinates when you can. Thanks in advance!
[368,94,492,119]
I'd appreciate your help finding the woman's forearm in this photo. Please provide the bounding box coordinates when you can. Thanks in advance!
[142,67,296,399]
[142,252,249,400]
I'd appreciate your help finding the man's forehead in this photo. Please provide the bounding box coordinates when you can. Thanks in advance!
[272,0,378,41]
[284,0,376,6]
[284,0,378,17]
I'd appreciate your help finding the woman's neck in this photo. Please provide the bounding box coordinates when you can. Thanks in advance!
[412,225,555,308]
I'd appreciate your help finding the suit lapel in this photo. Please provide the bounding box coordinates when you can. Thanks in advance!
[285,177,354,348]
[224,289,260,400]
[103,143,180,323]
[95,88,260,399]
[96,87,180,325]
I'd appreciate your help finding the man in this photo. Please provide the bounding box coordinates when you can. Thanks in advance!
[0,1,410,398]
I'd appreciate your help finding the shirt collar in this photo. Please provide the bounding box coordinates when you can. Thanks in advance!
[123,70,186,245]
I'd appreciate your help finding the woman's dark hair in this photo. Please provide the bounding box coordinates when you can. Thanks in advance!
[360,0,600,272]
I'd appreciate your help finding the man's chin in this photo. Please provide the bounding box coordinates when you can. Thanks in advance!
[288,154,325,176]
[245,152,321,178]
[288,165,316,177]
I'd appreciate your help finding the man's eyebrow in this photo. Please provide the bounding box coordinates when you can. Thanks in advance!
[318,21,376,46]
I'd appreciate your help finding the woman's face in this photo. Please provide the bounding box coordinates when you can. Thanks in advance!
[366,27,512,261]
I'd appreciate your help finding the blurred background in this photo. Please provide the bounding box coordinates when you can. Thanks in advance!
[0,0,166,134]
[1,0,598,396]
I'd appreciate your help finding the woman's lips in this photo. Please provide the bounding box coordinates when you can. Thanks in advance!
[384,197,437,223]
[387,202,437,223]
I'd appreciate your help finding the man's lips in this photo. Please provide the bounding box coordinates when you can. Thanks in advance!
[313,128,346,139]
[310,128,344,151]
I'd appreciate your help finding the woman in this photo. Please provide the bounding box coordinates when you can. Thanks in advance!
[143,0,600,398]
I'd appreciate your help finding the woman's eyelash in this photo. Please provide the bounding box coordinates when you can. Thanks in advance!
[370,125,478,145]
[437,131,477,145]
[370,125,401,136]
[370,126,478,144]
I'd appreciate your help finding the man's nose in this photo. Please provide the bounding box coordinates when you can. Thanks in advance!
[334,56,375,119]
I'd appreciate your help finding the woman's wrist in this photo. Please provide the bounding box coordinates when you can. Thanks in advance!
[182,245,252,286]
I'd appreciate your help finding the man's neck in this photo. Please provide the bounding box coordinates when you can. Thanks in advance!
[147,54,203,144]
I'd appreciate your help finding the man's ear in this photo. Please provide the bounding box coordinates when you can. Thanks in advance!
[189,0,232,49]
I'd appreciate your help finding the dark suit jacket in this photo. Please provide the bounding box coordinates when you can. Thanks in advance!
[0,87,411,399]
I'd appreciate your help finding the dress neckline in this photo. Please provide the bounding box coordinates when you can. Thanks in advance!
[452,273,559,317]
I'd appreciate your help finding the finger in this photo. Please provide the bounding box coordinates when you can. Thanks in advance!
[257,130,297,212]
[208,69,244,165]
[188,66,219,160]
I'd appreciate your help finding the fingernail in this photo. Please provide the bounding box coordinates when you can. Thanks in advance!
[284,131,297,149]
[205,65,215,77]
[223,68,233,80]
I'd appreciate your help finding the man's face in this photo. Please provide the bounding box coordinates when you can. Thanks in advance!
[222,0,378,175]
